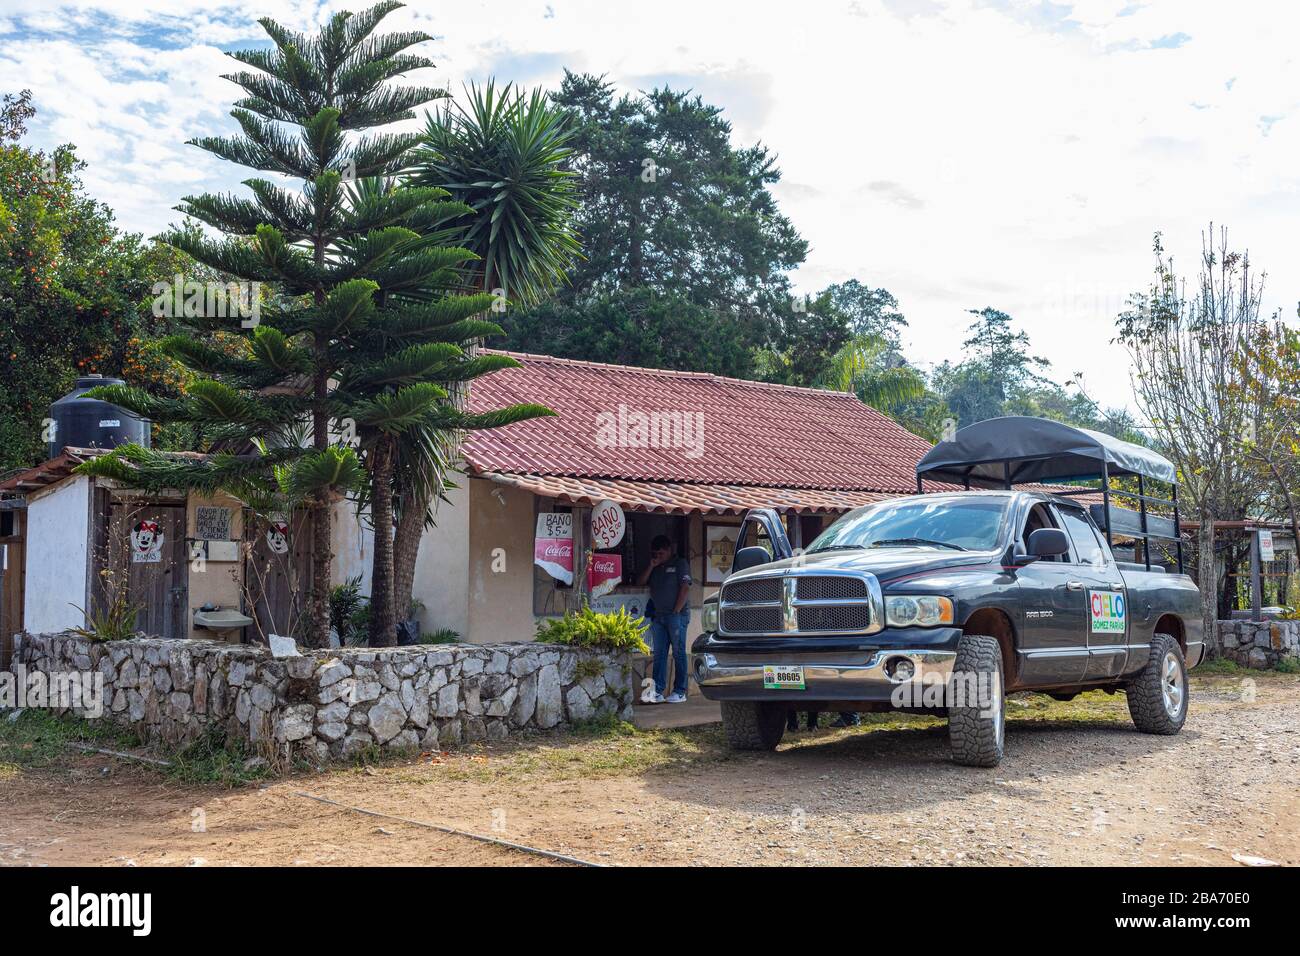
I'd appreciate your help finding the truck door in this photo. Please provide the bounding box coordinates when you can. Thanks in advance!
[1013,501,1089,685]
[1055,503,1129,680]
[730,508,793,576]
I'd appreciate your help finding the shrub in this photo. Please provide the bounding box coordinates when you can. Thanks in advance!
[534,604,650,654]
[71,569,140,642]
[420,627,460,645]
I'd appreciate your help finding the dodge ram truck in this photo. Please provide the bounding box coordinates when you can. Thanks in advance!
[692,419,1203,767]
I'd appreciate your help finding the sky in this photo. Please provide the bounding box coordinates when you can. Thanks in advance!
[2,0,1297,416]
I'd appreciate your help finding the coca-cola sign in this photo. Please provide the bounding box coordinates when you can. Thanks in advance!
[588,552,623,599]
[534,512,574,585]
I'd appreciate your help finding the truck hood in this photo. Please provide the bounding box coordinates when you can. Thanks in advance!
[733,547,995,587]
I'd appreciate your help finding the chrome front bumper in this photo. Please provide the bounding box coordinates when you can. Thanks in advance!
[694,648,958,703]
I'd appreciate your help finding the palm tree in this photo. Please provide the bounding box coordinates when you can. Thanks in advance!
[389,82,580,616]
[823,334,928,411]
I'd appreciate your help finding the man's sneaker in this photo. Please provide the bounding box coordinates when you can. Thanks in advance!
[665,692,687,704]
[641,688,665,704]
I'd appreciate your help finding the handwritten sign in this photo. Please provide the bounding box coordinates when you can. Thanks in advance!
[590,499,626,550]
[534,512,574,585]
[194,506,232,541]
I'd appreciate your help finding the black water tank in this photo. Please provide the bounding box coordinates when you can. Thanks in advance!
[46,375,151,459]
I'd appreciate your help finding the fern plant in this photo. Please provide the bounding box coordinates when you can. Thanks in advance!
[534,604,650,654]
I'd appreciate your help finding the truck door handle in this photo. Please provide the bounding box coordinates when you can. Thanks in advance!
[1109,582,1123,590]
[1067,581,1084,590]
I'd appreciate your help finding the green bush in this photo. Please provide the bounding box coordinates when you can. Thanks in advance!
[534,604,650,654]
[420,627,460,645]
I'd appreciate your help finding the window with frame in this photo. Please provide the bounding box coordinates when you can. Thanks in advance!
[1057,506,1108,567]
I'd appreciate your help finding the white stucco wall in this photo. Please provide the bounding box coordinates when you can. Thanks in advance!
[331,495,374,596]
[24,475,90,633]
[412,478,471,639]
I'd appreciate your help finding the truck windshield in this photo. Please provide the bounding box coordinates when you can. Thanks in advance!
[808,497,1009,553]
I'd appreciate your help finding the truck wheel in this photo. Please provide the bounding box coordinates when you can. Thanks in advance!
[947,634,1005,767]
[720,701,787,751]
[1126,633,1188,735]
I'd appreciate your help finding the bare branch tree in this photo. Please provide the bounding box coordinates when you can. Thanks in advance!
[1117,226,1270,636]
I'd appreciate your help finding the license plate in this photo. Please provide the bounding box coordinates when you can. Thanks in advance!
[763,664,805,690]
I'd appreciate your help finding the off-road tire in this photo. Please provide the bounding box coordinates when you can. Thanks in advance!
[721,701,787,751]
[1126,633,1188,735]
[947,633,1006,767]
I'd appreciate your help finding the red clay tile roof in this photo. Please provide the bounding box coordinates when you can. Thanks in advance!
[479,472,898,515]
[464,351,935,494]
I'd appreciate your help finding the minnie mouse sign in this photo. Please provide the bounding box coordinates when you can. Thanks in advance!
[266,517,290,555]
[130,520,164,564]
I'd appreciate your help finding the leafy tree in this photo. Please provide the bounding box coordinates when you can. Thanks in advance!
[501,71,808,377]
[822,279,908,349]
[78,2,460,647]
[0,103,191,473]
[933,307,1053,427]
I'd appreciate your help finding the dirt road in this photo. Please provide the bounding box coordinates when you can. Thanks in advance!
[2,670,1296,866]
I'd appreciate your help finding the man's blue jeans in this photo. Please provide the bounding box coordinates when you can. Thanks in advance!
[649,610,690,697]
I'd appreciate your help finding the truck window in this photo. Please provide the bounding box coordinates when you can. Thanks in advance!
[1058,506,1107,566]
[1021,502,1067,562]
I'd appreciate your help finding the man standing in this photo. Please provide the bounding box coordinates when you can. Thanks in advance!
[637,534,692,704]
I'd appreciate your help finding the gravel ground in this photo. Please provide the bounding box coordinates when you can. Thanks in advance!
[1,670,1296,867]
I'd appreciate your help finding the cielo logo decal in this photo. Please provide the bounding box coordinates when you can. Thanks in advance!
[49,886,152,936]
[1089,590,1125,632]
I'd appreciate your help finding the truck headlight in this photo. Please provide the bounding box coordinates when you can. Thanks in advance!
[702,599,719,633]
[885,595,954,628]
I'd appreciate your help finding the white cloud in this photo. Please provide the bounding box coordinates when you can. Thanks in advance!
[3,0,1298,417]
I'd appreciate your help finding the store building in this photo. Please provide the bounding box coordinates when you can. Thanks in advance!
[411,350,938,643]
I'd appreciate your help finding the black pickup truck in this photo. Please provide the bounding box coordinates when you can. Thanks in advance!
[692,418,1204,767]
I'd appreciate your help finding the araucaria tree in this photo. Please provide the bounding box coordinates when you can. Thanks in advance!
[78,2,544,647]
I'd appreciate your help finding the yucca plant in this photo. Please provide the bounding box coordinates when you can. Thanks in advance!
[390,83,581,615]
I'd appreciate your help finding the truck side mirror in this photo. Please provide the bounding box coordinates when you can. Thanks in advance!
[1027,528,1070,558]
[732,545,772,574]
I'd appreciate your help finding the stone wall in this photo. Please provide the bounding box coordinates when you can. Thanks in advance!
[11,632,634,762]
[1209,619,1300,669]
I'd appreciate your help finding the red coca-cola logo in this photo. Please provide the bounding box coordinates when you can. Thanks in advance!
[542,543,573,558]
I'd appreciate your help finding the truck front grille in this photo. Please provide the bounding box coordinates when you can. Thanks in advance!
[717,573,877,637]
[721,607,783,633]
[796,605,871,632]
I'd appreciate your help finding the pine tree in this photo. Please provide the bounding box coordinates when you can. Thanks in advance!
[77,2,462,647]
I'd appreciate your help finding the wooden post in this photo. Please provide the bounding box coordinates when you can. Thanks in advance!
[1137,475,1150,570]
[1250,528,1262,622]
[1172,483,1183,574]
[1101,461,1112,546]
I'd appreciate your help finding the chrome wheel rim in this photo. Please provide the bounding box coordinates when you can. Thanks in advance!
[992,669,1005,750]
[1161,651,1184,719]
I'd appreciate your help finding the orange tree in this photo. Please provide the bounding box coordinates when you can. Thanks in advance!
[0,100,193,472]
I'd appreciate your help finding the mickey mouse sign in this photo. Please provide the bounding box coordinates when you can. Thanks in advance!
[266,516,290,555]
[130,520,164,564]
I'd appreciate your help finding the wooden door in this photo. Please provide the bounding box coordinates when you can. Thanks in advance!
[107,502,189,639]
[0,512,25,668]
[244,509,312,642]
